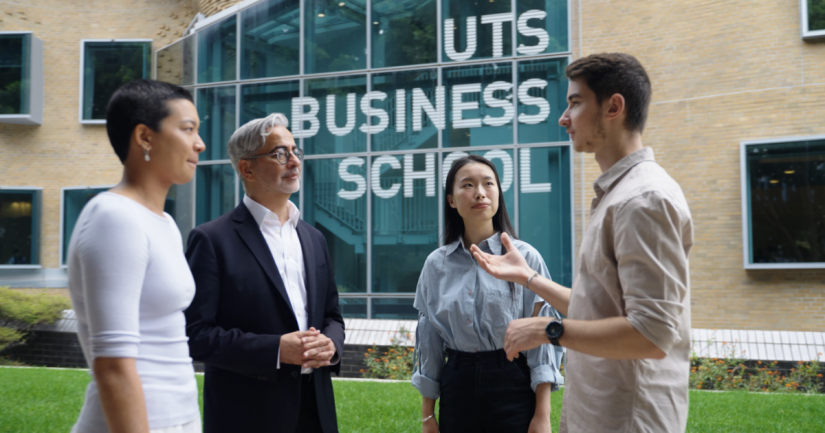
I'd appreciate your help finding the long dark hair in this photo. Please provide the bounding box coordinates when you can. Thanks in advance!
[444,154,517,245]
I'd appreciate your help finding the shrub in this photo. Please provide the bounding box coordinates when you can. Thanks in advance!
[0,287,72,352]
[361,327,415,380]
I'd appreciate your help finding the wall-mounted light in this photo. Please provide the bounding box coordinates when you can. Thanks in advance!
[339,2,345,6]
[769,179,780,184]
[373,21,379,25]
[784,170,795,174]
[318,13,325,17]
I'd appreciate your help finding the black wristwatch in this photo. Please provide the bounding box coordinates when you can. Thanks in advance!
[545,319,564,346]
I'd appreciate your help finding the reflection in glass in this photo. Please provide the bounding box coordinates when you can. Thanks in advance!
[82,41,151,120]
[304,0,366,74]
[372,153,438,293]
[0,34,30,115]
[198,16,237,84]
[0,190,40,265]
[810,0,825,31]
[516,0,568,55]
[371,69,438,152]
[371,0,437,68]
[241,0,300,79]
[517,58,568,144]
[372,298,416,319]
[196,164,236,225]
[518,146,572,286]
[155,35,196,86]
[304,158,367,293]
[241,81,299,126]
[62,188,108,265]
[442,0,511,62]
[442,63,513,148]
[340,298,368,318]
[197,86,236,161]
[746,139,825,264]
[303,75,367,155]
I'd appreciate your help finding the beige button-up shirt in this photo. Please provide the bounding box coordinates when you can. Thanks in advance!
[560,147,693,433]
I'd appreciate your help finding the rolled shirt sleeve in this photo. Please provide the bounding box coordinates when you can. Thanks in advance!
[614,192,690,354]
[521,249,564,391]
[411,268,445,400]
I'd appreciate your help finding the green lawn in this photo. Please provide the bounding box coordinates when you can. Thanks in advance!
[1,367,823,432]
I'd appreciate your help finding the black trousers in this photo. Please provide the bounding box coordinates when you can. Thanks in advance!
[296,374,324,433]
[439,349,536,433]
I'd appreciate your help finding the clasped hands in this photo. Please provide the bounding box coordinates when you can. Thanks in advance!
[280,327,336,369]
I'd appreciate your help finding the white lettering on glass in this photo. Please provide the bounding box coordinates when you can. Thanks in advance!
[291,97,320,138]
[516,10,550,55]
[517,79,550,124]
[520,148,552,193]
[483,150,513,192]
[337,157,367,200]
[451,84,482,129]
[412,86,446,131]
[480,13,513,58]
[326,93,356,136]
[395,89,406,132]
[404,153,436,198]
[444,17,477,61]
[371,155,402,199]
[359,91,389,134]
[482,81,514,127]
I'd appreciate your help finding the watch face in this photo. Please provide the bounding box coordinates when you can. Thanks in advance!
[547,321,563,339]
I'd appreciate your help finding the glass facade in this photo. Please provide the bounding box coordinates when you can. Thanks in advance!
[159,0,572,319]
[0,34,30,115]
[0,189,40,266]
[156,35,196,86]
[198,16,237,84]
[82,41,152,121]
[744,138,825,266]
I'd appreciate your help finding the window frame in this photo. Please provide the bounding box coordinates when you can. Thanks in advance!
[801,0,825,40]
[0,31,44,125]
[59,185,115,268]
[78,39,153,125]
[740,135,825,270]
[0,187,43,269]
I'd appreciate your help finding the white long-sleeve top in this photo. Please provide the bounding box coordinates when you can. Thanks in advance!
[68,192,200,432]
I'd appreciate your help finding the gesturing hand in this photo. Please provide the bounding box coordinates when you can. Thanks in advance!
[470,232,533,286]
[504,317,553,361]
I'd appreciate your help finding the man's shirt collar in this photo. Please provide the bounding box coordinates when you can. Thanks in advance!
[593,147,655,197]
[243,194,301,229]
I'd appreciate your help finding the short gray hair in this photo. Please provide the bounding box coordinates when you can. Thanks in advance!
[227,112,289,173]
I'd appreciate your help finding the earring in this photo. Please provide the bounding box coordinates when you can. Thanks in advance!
[143,149,150,162]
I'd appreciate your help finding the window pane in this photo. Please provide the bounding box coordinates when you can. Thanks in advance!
[196,164,236,225]
[810,0,825,31]
[372,153,438,293]
[241,0,300,79]
[0,190,39,265]
[441,149,515,216]
[62,188,108,265]
[340,298,367,318]
[518,146,572,287]
[304,158,367,293]
[372,297,416,319]
[517,58,567,144]
[371,0,437,68]
[0,34,30,115]
[156,35,196,86]
[442,0,511,62]
[82,41,151,120]
[442,62,513,148]
[516,0,568,55]
[240,81,299,126]
[303,75,367,155]
[197,16,237,84]
[304,0,366,74]
[746,139,825,264]
[197,86,236,161]
[371,69,438,152]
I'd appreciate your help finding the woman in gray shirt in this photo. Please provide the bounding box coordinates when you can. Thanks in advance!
[412,155,564,433]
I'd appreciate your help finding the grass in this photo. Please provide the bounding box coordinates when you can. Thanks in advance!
[0,367,824,432]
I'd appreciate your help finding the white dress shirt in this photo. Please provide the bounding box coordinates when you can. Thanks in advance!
[243,195,312,374]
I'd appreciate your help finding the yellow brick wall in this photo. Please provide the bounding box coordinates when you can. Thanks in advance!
[0,0,195,268]
[571,0,825,331]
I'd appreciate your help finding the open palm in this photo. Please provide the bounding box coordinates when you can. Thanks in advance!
[470,233,532,284]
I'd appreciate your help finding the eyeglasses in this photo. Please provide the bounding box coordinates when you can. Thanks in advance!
[241,147,304,165]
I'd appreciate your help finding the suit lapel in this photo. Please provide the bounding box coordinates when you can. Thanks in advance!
[233,204,297,325]
[296,221,317,327]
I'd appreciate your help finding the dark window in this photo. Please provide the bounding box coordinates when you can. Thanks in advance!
[0,190,40,266]
[82,41,152,121]
[0,34,30,115]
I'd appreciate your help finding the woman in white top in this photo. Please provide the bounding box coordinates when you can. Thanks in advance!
[68,80,205,433]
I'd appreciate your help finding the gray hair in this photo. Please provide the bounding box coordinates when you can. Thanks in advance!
[227,112,289,173]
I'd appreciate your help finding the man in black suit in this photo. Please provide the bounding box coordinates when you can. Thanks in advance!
[184,113,344,433]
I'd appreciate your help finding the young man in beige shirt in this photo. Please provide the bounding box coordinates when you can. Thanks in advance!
[471,53,693,432]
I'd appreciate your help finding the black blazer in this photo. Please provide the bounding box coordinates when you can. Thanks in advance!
[184,202,345,433]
